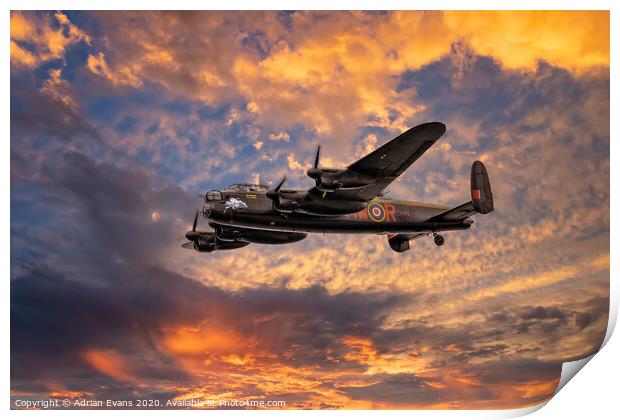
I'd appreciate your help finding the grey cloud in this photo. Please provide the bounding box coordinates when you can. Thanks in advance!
[339,373,442,405]
[574,313,593,330]
[521,306,568,321]
[11,84,102,143]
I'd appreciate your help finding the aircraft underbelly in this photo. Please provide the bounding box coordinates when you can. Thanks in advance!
[209,213,471,234]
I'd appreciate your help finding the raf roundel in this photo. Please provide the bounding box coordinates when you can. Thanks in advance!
[367,202,386,222]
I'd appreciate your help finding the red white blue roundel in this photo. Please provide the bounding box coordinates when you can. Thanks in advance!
[368,202,386,222]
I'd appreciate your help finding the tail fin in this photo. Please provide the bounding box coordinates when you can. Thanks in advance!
[471,161,494,214]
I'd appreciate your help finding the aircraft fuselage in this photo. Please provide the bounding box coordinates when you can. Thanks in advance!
[203,190,472,235]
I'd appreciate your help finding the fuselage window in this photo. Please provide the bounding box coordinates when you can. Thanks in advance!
[206,190,223,201]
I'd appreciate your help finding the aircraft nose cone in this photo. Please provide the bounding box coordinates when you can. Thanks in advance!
[307,167,321,178]
[185,231,199,241]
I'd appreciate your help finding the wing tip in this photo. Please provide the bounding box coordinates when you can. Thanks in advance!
[399,121,446,141]
[418,121,446,136]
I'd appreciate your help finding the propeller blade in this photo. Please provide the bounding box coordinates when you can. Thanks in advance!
[266,176,287,208]
[192,210,198,231]
[275,176,286,192]
[313,145,321,168]
[185,210,201,243]
[267,176,286,200]
[307,145,322,183]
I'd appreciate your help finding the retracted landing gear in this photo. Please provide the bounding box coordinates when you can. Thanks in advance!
[433,233,445,247]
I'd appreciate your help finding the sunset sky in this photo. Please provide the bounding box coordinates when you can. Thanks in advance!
[10,11,610,409]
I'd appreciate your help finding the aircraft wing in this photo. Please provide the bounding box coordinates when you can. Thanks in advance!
[309,122,446,203]
[389,233,426,242]
[348,122,446,177]
[428,201,477,222]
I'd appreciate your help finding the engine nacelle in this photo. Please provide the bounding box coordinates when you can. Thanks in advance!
[274,197,301,212]
[239,230,307,245]
[215,226,307,245]
[298,198,367,216]
[315,178,343,192]
[194,233,249,252]
[387,235,410,253]
[307,168,375,192]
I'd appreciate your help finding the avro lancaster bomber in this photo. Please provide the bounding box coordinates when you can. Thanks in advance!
[182,122,494,253]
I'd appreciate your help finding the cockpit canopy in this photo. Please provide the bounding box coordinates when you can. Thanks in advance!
[204,184,268,202]
[205,190,223,201]
[226,183,269,192]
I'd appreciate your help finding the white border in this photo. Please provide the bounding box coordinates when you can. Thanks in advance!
[4,1,617,419]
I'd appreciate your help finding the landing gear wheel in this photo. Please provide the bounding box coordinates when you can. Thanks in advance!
[433,234,445,247]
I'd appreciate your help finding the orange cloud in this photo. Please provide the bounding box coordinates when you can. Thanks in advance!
[81,11,608,145]
[86,52,142,87]
[10,11,91,68]
[10,40,37,67]
[340,336,378,365]
[39,68,78,111]
[443,11,609,71]
[81,349,136,382]
[162,323,247,356]
[514,379,559,400]
[469,253,609,301]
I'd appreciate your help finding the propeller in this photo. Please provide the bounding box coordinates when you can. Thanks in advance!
[266,176,287,206]
[307,145,322,182]
[182,209,221,252]
[182,211,200,250]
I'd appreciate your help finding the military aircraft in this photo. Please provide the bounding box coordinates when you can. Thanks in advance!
[182,122,494,253]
